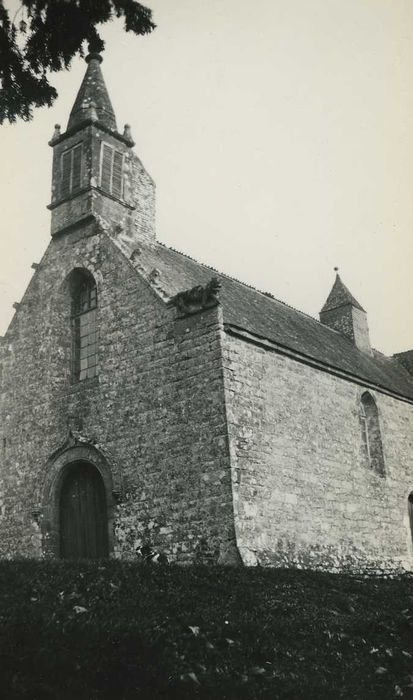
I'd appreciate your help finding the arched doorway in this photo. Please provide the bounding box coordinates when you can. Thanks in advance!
[59,461,109,559]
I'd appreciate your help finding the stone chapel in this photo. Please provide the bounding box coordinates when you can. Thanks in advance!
[1,53,413,571]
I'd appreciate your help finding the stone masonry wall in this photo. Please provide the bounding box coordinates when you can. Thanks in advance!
[320,305,357,342]
[50,126,155,242]
[0,226,236,562]
[320,305,371,354]
[222,331,413,572]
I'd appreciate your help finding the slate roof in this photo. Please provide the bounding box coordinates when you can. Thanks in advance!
[68,53,117,131]
[320,273,365,313]
[131,241,413,402]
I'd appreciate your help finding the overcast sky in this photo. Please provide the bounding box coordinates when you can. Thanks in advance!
[1,0,412,354]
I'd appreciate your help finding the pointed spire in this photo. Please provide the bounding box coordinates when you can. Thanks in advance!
[320,270,372,355]
[320,272,365,314]
[67,52,117,131]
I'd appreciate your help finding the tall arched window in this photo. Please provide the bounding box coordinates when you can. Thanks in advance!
[360,392,385,476]
[71,270,98,381]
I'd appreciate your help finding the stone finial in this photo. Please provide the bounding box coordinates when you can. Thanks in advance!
[86,51,103,65]
[85,46,103,63]
[49,124,61,144]
[123,124,135,145]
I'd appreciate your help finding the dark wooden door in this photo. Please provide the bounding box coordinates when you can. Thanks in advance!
[60,462,109,559]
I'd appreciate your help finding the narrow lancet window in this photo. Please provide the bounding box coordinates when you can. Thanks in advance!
[71,271,98,381]
[360,392,385,476]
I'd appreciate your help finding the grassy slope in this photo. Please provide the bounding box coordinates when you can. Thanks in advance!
[0,562,412,699]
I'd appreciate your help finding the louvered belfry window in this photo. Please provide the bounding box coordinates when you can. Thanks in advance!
[61,144,82,198]
[72,274,98,382]
[100,143,124,199]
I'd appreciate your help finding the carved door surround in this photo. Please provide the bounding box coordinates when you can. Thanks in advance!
[38,431,119,558]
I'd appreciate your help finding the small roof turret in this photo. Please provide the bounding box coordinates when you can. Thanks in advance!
[319,270,371,355]
[320,273,365,314]
[67,52,117,132]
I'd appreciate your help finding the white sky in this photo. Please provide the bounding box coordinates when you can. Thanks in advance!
[0,0,412,354]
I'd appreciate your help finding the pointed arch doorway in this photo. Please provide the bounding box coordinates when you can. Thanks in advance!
[59,461,109,559]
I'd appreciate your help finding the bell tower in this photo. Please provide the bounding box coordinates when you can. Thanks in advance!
[48,52,155,244]
[320,272,372,355]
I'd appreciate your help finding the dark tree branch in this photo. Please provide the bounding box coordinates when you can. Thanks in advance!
[0,0,155,124]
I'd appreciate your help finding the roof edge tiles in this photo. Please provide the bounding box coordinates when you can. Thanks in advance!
[125,241,413,402]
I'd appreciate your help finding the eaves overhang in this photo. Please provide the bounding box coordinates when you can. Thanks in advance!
[224,323,413,406]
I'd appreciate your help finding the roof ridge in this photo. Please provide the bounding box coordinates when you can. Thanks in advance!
[158,242,325,326]
[155,242,395,363]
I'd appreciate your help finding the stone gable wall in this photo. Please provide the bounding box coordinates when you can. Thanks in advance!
[0,228,235,562]
[222,331,413,572]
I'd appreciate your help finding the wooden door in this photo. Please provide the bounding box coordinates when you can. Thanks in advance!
[60,461,109,559]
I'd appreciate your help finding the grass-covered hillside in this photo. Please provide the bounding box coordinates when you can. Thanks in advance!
[0,561,412,699]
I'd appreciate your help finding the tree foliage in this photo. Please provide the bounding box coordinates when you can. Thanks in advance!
[0,0,155,124]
